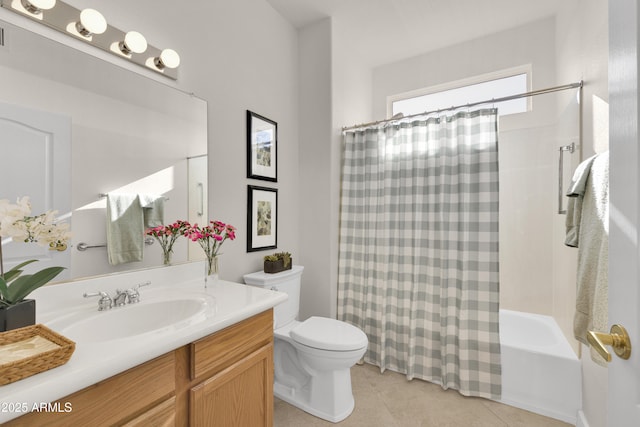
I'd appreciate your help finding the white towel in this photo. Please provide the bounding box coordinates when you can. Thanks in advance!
[571,152,609,366]
[139,194,165,228]
[565,154,597,247]
[106,194,144,265]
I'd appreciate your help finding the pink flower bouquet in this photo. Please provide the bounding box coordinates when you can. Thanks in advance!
[146,220,190,265]
[183,220,237,277]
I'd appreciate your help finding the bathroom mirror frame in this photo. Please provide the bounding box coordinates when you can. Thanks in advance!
[0,18,208,282]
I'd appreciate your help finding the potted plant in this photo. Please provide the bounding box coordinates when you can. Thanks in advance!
[0,197,70,332]
[263,251,292,274]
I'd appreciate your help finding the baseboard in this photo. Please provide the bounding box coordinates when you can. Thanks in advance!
[496,397,577,425]
[576,410,589,427]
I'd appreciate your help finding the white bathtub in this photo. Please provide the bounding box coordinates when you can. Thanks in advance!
[497,309,581,424]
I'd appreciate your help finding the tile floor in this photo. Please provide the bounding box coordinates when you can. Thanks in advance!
[274,363,573,427]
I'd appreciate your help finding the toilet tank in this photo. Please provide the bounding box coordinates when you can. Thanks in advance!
[243,265,304,329]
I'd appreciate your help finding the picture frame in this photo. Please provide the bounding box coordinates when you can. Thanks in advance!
[247,110,277,182]
[247,185,277,252]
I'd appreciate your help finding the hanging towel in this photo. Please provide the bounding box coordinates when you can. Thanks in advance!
[106,194,145,265]
[139,194,165,228]
[565,154,597,247]
[571,152,609,366]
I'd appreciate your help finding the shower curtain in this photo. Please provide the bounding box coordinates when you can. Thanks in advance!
[338,108,501,399]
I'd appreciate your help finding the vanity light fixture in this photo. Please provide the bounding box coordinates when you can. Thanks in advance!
[1,0,180,79]
[20,0,55,15]
[119,31,147,55]
[75,8,107,37]
[154,48,180,70]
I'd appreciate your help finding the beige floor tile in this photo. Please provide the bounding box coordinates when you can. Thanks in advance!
[481,399,573,427]
[379,384,508,427]
[273,363,573,427]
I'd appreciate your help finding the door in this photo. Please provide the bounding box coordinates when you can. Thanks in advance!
[0,101,71,279]
[608,0,640,425]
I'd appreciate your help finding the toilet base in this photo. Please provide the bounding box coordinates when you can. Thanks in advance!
[272,334,363,423]
[274,381,355,423]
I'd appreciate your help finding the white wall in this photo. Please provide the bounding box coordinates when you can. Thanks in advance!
[0,0,301,283]
[297,19,334,319]
[371,19,557,121]
[296,17,375,320]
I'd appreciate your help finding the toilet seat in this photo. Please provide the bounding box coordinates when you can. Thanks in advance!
[290,317,368,351]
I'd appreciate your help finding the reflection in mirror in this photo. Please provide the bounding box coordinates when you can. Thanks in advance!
[0,19,208,281]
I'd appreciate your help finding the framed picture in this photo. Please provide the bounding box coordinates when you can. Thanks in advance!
[247,110,277,182]
[247,185,277,252]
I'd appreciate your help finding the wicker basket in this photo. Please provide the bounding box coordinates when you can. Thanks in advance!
[0,324,75,386]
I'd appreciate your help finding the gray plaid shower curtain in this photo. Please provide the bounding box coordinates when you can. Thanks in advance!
[338,109,501,399]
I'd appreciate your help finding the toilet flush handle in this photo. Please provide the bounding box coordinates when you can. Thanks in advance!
[271,286,279,291]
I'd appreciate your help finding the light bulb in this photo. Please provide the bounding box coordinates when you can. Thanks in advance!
[119,31,148,55]
[76,8,107,37]
[20,0,56,14]
[154,49,180,70]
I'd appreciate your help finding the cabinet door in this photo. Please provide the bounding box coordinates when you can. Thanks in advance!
[190,343,273,427]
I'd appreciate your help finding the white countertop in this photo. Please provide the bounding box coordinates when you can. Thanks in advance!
[0,262,287,423]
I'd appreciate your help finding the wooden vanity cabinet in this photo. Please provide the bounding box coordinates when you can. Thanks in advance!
[5,309,274,427]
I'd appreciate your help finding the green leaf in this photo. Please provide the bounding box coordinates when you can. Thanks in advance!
[0,275,9,301]
[1,260,39,284]
[2,269,23,283]
[5,267,65,304]
[6,260,38,272]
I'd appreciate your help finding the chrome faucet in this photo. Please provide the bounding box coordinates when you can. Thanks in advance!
[83,291,113,311]
[125,281,151,304]
[83,281,151,311]
[113,290,128,307]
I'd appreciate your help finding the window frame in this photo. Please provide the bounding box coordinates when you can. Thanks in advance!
[386,65,532,118]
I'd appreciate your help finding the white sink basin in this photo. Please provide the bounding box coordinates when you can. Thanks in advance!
[47,297,213,343]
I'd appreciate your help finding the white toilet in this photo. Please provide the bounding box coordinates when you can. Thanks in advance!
[244,265,368,423]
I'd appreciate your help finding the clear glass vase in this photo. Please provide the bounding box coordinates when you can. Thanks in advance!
[204,255,219,288]
[162,246,173,265]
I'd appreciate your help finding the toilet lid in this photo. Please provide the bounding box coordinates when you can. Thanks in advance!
[290,317,368,351]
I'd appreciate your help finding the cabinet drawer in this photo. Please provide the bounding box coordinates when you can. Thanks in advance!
[123,396,176,427]
[190,309,272,380]
[6,352,175,427]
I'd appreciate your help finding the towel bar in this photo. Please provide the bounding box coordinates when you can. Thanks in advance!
[77,237,155,251]
[98,193,169,200]
[558,142,576,214]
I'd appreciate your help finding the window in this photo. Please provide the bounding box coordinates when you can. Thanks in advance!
[390,70,529,118]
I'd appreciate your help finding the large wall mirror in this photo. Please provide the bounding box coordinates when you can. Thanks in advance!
[0,19,208,281]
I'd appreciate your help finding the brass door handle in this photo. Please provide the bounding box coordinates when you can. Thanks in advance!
[587,324,632,362]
